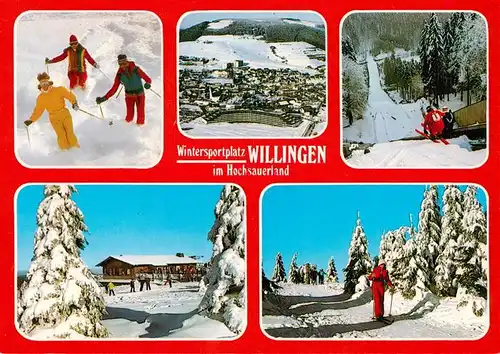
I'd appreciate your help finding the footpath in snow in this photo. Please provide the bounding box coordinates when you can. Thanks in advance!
[262,283,488,339]
[343,54,486,167]
[101,282,236,339]
[15,13,163,167]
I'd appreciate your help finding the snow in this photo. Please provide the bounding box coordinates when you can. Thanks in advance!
[262,283,488,339]
[180,35,324,72]
[347,137,486,168]
[208,20,233,29]
[101,282,237,339]
[181,120,310,138]
[282,19,322,29]
[343,53,486,168]
[99,255,199,266]
[15,12,163,167]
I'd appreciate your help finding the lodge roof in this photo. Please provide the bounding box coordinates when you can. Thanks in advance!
[95,255,200,267]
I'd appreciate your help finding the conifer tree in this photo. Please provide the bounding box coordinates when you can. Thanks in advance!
[200,184,246,334]
[435,185,463,296]
[416,185,441,290]
[271,252,286,282]
[288,253,300,284]
[17,185,107,339]
[424,13,444,106]
[343,212,372,294]
[389,226,407,287]
[456,186,487,299]
[326,257,339,283]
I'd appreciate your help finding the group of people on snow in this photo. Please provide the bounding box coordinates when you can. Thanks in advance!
[298,263,326,285]
[106,273,174,296]
[422,104,456,140]
[24,34,154,151]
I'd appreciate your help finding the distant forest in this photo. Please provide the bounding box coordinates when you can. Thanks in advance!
[179,19,326,50]
[342,13,451,55]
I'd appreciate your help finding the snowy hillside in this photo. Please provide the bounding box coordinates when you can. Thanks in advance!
[15,12,163,167]
[343,55,486,167]
[262,283,488,339]
[101,283,236,339]
[180,35,324,72]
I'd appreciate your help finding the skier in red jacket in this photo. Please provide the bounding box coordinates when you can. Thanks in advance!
[95,54,152,125]
[367,259,394,320]
[422,106,445,138]
[45,34,99,90]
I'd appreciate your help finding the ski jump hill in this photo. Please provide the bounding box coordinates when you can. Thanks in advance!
[343,55,487,168]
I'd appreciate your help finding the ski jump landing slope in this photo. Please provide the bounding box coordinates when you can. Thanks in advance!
[15,13,163,167]
[343,55,486,168]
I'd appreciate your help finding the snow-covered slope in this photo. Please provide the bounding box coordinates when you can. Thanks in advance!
[15,12,163,167]
[343,54,486,167]
[180,35,324,72]
[262,283,488,339]
[102,282,236,339]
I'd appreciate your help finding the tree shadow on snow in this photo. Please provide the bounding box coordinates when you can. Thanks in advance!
[103,307,200,338]
[285,291,373,316]
[265,292,441,338]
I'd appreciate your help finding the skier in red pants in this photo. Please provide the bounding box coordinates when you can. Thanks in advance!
[95,54,152,125]
[367,259,394,320]
[46,34,99,90]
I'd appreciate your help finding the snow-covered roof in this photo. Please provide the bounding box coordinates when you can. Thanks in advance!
[96,255,199,267]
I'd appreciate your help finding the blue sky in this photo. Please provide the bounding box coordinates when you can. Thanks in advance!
[262,185,487,281]
[179,12,324,29]
[16,184,225,272]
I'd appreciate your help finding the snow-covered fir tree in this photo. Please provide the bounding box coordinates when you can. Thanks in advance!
[342,36,367,123]
[326,256,338,283]
[416,185,441,290]
[343,212,372,294]
[388,226,408,287]
[17,185,107,339]
[455,185,487,301]
[379,230,396,271]
[199,185,246,334]
[288,253,300,284]
[435,185,463,296]
[422,13,444,105]
[400,232,428,299]
[271,252,286,282]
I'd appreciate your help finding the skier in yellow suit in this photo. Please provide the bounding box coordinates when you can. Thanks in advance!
[24,72,80,150]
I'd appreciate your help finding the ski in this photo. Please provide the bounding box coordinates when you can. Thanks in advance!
[415,129,449,145]
[376,317,394,324]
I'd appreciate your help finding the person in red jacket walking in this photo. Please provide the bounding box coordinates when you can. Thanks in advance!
[367,259,394,320]
[95,54,152,125]
[45,34,99,90]
[422,105,445,139]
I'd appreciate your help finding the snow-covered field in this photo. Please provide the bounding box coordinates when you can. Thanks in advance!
[179,35,324,72]
[15,12,163,167]
[262,283,488,339]
[101,282,236,339]
[343,54,486,167]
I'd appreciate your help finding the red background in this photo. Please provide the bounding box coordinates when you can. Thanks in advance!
[0,0,498,352]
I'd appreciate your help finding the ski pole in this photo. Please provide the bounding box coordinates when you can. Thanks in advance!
[79,108,103,120]
[25,126,31,149]
[389,292,393,316]
[99,68,112,82]
[150,88,161,98]
[46,63,49,75]
[99,104,105,119]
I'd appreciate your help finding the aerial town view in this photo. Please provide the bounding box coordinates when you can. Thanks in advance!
[178,12,327,138]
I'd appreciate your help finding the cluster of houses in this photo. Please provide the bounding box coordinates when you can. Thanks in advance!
[95,254,207,285]
[179,64,326,126]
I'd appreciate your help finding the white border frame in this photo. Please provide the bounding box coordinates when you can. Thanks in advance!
[259,182,490,341]
[339,10,489,169]
[13,10,165,169]
[14,182,248,341]
[176,10,328,140]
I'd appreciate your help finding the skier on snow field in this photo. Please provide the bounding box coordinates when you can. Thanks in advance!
[422,105,445,139]
[45,34,99,90]
[24,72,80,150]
[367,259,394,321]
[95,54,152,125]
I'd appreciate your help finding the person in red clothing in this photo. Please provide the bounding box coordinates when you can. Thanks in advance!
[367,259,394,320]
[422,105,445,139]
[95,54,152,125]
[45,34,99,90]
